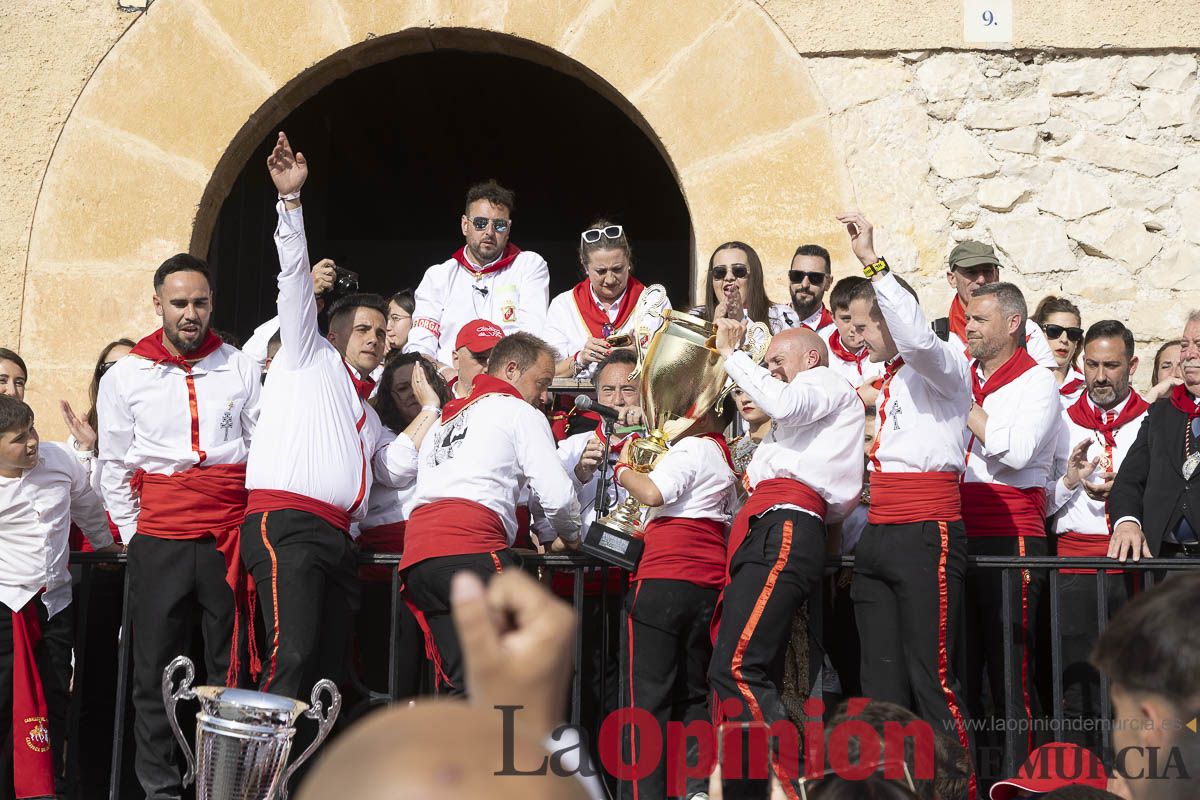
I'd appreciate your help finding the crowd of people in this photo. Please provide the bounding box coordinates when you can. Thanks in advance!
[1,128,1198,800]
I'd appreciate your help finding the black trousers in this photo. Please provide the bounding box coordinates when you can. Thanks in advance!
[355,578,425,699]
[128,534,235,800]
[853,519,972,754]
[402,550,518,696]
[1058,569,1131,752]
[0,600,72,800]
[620,579,717,800]
[241,510,360,701]
[965,535,1047,763]
[709,509,825,791]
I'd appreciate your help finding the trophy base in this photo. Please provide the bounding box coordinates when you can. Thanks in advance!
[581,520,645,571]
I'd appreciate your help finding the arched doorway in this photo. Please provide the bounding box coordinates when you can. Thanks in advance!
[206,48,692,340]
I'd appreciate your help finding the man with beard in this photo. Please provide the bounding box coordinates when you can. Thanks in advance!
[241,132,386,702]
[1045,320,1149,751]
[1110,310,1200,561]
[938,240,1056,368]
[97,253,261,800]
[958,281,1061,763]
[788,243,836,335]
[406,180,549,370]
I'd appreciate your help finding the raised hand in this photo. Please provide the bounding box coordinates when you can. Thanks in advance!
[60,400,97,453]
[266,131,307,197]
[411,361,441,409]
[1064,438,1100,490]
[573,435,605,483]
[713,317,746,358]
[836,210,879,267]
[310,258,336,296]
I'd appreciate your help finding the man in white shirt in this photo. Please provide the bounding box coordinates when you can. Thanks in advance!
[405,180,549,367]
[959,281,1062,762]
[822,276,885,401]
[1045,320,1148,752]
[97,254,261,800]
[709,323,863,794]
[0,396,116,798]
[399,332,581,695]
[788,243,836,335]
[839,211,975,774]
[241,132,386,703]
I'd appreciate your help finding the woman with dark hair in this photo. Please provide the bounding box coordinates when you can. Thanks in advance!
[544,219,666,378]
[0,347,28,401]
[693,241,795,333]
[1144,338,1185,402]
[385,289,415,355]
[1033,295,1085,407]
[355,352,450,696]
[76,339,137,456]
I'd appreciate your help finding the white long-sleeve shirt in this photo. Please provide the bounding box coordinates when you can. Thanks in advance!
[646,435,737,524]
[964,359,1062,490]
[245,202,383,519]
[1046,393,1147,536]
[405,250,549,364]
[412,393,581,542]
[724,352,865,523]
[97,343,260,539]
[358,427,419,533]
[0,443,112,618]
[870,273,972,474]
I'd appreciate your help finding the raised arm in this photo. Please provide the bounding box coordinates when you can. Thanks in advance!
[267,131,324,369]
[721,347,841,424]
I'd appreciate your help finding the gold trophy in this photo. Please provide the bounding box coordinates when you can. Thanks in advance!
[581,285,771,569]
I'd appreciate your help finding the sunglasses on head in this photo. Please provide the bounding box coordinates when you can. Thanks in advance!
[1043,324,1083,342]
[712,265,749,280]
[581,225,623,244]
[470,217,509,233]
[788,269,827,285]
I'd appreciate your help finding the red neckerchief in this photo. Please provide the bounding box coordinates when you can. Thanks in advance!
[828,329,869,372]
[1171,383,1200,419]
[694,431,736,472]
[1060,370,1084,397]
[801,306,834,332]
[1067,391,1149,447]
[572,277,645,338]
[130,328,223,373]
[452,242,522,276]
[971,348,1038,405]
[344,362,376,400]
[440,373,524,423]
[948,296,968,343]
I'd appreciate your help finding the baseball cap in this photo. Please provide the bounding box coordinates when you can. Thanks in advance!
[455,319,504,354]
[949,240,1001,271]
[988,743,1107,800]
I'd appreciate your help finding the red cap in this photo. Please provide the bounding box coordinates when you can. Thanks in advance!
[455,319,504,354]
[989,743,1108,800]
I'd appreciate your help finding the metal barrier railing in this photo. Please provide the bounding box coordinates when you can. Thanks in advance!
[63,551,1198,799]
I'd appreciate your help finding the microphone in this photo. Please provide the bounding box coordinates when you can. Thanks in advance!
[473,285,489,297]
[574,394,621,421]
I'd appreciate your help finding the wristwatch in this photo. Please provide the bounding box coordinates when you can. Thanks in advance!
[862,257,890,278]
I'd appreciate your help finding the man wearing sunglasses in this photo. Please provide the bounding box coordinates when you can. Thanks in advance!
[406,180,549,371]
[788,244,836,336]
[938,240,1057,369]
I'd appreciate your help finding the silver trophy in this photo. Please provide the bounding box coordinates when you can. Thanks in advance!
[163,655,341,800]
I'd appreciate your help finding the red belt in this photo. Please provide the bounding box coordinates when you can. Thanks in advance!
[10,596,54,799]
[400,498,508,571]
[246,489,350,533]
[960,482,1046,538]
[1057,531,1120,575]
[868,471,961,524]
[634,516,727,590]
[727,478,826,572]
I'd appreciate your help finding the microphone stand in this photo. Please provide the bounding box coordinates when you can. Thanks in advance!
[592,416,617,519]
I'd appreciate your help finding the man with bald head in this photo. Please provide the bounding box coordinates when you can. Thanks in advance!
[709,320,864,795]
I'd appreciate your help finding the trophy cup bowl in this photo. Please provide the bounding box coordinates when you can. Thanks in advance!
[163,655,341,800]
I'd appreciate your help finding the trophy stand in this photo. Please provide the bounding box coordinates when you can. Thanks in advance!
[581,417,646,571]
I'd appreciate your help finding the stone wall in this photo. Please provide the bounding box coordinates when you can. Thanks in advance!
[805,50,1200,376]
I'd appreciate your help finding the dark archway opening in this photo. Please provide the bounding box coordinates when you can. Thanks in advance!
[207,48,692,340]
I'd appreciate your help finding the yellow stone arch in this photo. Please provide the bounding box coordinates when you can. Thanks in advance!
[23,0,852,420]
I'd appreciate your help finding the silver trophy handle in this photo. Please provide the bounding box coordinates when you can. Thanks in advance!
[277,679,342,800]
[162,655,198,788]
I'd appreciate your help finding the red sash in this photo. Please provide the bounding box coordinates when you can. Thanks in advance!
[1066,392,1149,447]
[399,498,508,571]
[633,517,727,590]
[357,521,407,582]
[727,478,827,572]
[948,297,968,343]
[452,242,521,277]
[130,328,224,371]
[440,374,524,423]
[571,278,644,338]
[1057,531,1121,575]
[10,597,54,799]
[1170,383,1200,418]
[245,489,351,533]
[828,330,868,374]
[868,471,962,524]
[960,482,1046,538]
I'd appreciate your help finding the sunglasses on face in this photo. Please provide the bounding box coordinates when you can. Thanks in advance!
[788,270,827,286]
[470,217,509,233]
[712,265,749,280]
[581,225,624,243]
[1043,324,1083,342]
